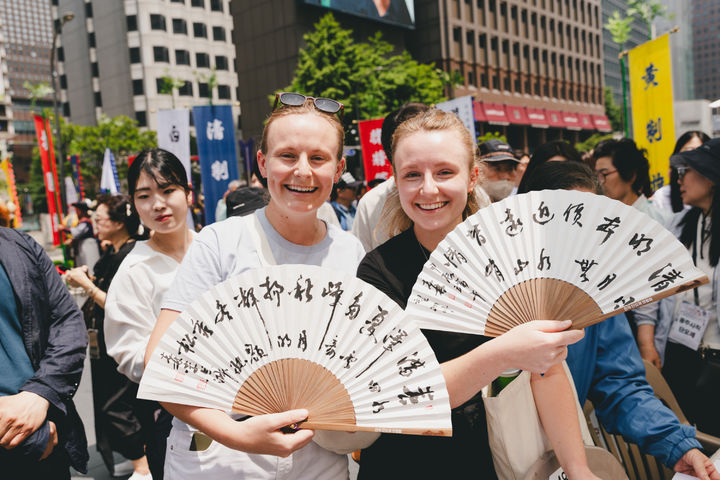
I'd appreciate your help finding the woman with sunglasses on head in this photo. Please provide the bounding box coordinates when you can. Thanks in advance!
[635,138,720,438]
[356,109,596,479]
[103,148,196,479]
[143,93,366,479]
[63,194,151,479]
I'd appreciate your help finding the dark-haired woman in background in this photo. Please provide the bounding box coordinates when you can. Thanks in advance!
[105,148,195,479]
[592,138,669,224]
[516,140,583,194]
[635,138,720,437]
[652,131,711,215]
[63,194,150,478]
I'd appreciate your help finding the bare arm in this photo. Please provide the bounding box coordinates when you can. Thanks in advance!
[443,320,585,408]
[533,364,599,480]
[636,323,661,368]
[64,266,106,309]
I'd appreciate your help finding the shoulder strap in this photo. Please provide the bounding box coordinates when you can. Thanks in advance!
[245,212,277,266]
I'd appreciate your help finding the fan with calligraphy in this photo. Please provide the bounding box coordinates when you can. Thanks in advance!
[138,265,452,436]
[406,190,708,336]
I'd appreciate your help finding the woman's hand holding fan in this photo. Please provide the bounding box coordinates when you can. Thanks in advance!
[491,320,584,373]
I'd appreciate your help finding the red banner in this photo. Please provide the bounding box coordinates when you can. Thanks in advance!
[358,118,392,184]
[34,115,62,245]
[0,158,23,228]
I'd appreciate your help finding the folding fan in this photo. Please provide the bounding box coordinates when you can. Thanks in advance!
[407,190,708,336]
[138,265,452,436]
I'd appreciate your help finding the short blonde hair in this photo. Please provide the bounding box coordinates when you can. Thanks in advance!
[260,98,345,162]
[380,109,483,238]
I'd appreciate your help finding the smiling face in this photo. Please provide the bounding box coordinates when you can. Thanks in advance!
[679,167,714,211]
[132,170,191,234]
[257,112,344,218]
[394,129,478,242]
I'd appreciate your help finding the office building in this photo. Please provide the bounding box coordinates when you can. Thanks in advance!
[691,0,720,102]
[233,0,614,150]
[0,0,54,183]
[55,0,239,131]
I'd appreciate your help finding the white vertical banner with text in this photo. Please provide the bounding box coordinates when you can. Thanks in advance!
[156,109,192,184]
[436,95,476,142]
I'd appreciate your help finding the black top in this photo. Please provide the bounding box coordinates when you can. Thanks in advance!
[356,227,496,478]
[86,240,135,354]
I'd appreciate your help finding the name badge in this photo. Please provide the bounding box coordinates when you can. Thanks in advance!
[548,466,567,480]
[668,301,709,351]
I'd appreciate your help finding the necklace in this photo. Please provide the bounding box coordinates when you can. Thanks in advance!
[415,233,430,262]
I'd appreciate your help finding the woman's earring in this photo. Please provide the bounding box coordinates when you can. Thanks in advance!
[126,203,132,217]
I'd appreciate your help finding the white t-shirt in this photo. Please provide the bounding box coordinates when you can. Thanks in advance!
[160,207,365,479]
[351,177,394,252]
[163,207,364,312]
[105,239,185,383]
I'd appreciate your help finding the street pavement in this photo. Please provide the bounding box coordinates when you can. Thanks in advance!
[32,229,359,480]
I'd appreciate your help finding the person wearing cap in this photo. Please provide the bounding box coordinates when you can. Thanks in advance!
[330,172,362,231]
[635,137,720,437]
[478,139,520,202]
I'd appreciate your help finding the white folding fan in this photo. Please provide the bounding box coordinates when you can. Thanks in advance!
[406,190,708,336]
[139,265,452,436]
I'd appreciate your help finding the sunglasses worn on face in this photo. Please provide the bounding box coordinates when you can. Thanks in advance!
[273,92,344,120]
[676,166,690,179]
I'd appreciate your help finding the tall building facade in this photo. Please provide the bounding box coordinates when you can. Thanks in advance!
[654,0,694,101]
[0,0,54,183]
[233,0,613,150]
[601,0,646,106]
[0,20,15,162]
[412,0,610,148]
[55,0,239,131]
[692,0,720,102]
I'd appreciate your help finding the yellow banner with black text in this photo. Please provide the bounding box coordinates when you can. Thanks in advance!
[628,33,675,192]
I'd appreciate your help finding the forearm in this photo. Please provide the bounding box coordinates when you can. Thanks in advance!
[441,339,509,408]
[637,323,655,349]
[532,364,591,478]
[161,402,240,448]
[86,285,106,309]
[145,309,180,368]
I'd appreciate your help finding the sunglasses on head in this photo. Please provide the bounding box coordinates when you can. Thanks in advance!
[273,92,344,120]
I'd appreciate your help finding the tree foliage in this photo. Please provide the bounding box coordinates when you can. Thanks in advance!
[605,11,633,49]
[574,133,615,154]
[477,131,507,144]
[282,13,447,122]
[22,114,157,212]
[604,87,623,133]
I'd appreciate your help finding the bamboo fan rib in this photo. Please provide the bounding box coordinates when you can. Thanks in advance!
[139,265,452,436]
[407,190,708,336]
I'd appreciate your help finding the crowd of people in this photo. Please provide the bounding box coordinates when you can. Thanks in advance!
[1,94,719,480]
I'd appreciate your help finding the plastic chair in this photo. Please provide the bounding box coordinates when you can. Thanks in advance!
[521,446,628,480]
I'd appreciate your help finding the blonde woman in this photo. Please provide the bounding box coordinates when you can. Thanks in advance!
[144,93,366,479]
[356,109,596,479]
